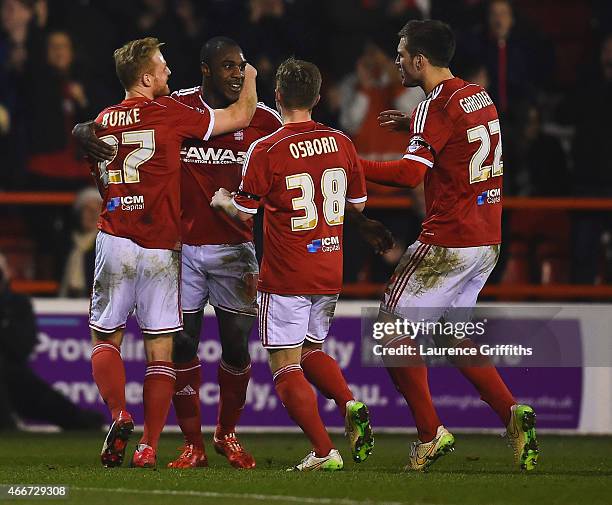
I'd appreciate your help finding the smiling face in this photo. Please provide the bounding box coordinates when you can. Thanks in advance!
[395,36,421,88]
[142,49,171,98]
[204,45,246,106]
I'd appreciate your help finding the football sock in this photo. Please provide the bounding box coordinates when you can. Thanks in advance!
[383,337,440,442]
[273,365,334,457]
[91,342,126,420]
[141,361,176,451]
[458,365,516,425]
[301,349,353,417]
[172,358,204,449]
[216,360,251,438]
[451,339,516,426]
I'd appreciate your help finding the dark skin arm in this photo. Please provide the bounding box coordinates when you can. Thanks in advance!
[72,120,115,162]
[345,207,394,255]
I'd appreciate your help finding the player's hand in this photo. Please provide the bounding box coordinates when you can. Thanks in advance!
[378,109,411,132]
[72,121,115,162]
[358,218,395,254]
[244,63,257,80]
[211,187,232,209]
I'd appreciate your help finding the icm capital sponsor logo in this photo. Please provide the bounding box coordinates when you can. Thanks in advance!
[477,188,501,206]
[307,236,340,253]
[107,195,145,212]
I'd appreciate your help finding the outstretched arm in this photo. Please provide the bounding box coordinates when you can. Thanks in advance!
[359,156,427,188]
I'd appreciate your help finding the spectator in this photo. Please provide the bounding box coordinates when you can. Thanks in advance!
[0,0,46,189]
[25,30,92,190]
[59,187,100,298]
[464,0,553,115]
[339,41,424,160]
[570,33,612,284]
[504,101,569,197]
[0,251,103,430]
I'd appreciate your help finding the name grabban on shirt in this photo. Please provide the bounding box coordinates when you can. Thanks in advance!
[289,136,339,159]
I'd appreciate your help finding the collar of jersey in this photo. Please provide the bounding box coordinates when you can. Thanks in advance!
[282,119,316,131]
[121,96,150,105]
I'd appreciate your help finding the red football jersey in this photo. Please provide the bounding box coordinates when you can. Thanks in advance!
[405,77,502,247]
[172,87,282,245]
[95,96,214,250]
[234,120,367,295]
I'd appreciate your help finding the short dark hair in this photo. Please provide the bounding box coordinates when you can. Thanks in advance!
[275,57,321,110]
[398,20,456,67]
[200,36,241,65]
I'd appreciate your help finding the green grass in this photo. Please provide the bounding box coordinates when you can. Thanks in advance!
[0,432,610,505]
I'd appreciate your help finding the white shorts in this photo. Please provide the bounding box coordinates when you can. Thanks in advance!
[381,240,500,323]
[89,231,182,334]
[181,242,259,316]
[257,292,339,349]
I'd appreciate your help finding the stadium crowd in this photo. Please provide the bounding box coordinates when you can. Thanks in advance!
[1,0,611,293]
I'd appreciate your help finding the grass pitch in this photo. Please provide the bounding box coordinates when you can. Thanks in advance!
[0,432,610,505]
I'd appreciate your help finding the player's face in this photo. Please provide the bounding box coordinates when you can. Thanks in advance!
[148,50,171,98]
[207,47,247,105]
[395,37,421,88]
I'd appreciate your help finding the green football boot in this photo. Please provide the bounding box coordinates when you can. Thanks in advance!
[345,400,374,463]
[506,404,539,471]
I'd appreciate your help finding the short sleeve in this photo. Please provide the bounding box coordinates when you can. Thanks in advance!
[407,100,452,164]
[166,97,216,141]
[233,142,272,214]
[345,140,367,204]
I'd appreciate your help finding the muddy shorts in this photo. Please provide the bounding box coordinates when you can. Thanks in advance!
[181,242,259,317]
[257,292,339,349]
[381,240,500,323]
[89,231,182,334]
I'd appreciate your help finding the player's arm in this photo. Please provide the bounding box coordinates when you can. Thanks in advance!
[360,155,428,188]
[210,64,258,136]
[346,207,394,254]
[72,120,115,162]
[211,188,253,221]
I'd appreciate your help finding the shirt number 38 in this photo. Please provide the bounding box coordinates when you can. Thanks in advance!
[286,167,347,231]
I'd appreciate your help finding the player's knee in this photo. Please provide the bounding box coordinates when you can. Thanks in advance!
[220,340,250,369]
[172,330,199,363]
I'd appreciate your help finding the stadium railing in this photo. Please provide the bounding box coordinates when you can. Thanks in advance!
[2,191,612,299]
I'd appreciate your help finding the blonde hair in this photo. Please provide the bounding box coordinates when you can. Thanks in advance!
[113,37,164,90]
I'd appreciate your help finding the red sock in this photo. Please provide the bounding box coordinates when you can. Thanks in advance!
[91,342,126,420]
[273,365,334,457]
[216,360,251,438]
[140,361,176,451]
[452,340,516,425]
[301,349,353,417]
[173,359,203,449]
[458,366,516,425]
[383,337,440,442]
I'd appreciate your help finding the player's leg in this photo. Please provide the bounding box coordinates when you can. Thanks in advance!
[131,247,181,468]
[131,332,176,468]
[168,311,208,468]
[89,231,137,467]
[260,292,341,471]
[445,245,538,470]
[168,243,208,468]
[206,243,258,468]
[301,295,373,463]
[213,307,256,469]
[379,242,446,445]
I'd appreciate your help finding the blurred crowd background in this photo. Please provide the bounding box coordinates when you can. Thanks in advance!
[1,0,612,299]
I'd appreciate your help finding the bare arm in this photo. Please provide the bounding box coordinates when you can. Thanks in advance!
[72,121,115,162]
[345,205,394,255]
[211,64,258,136]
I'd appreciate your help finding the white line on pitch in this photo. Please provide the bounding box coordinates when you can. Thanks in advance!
[71,486,429,505]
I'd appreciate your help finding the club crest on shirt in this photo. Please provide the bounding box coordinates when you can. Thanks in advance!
[408,135,425,153]
[234,130,244,141]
